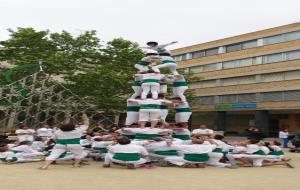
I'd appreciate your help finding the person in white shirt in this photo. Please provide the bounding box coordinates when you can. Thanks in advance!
[103,137,149,169]
[172,127,191,143]
[37,124,54,138]
[192,125,214,139]
[90,136,114,160]
[39,123,88,169]
[171,75,188,102]
[141,41,178,54]
[125,98,140,127]
[128,97,173,128]
[15,125,35,142]
[136,71,166,99]
[152,52,178,75]
[206,136,232,167]
[130,76,142,99]
[172,98,192,127]
[164,138,215,167]
[279,128,289,148]
[0,144,42,163]
[134,49,160,73]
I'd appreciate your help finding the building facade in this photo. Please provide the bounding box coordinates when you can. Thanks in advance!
[171,22,300,136]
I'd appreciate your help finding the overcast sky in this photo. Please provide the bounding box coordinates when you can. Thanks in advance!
[0,0,300,49]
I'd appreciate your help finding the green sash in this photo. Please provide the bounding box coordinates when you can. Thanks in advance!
[160,105,168,109]
[56,138,81,145]
[93,147,108,154]
[173,81,188,87]
[254,150,266,155]
[131,81,142,87]
[162,60,176,64]
[113,153,141,161]
[135,133,158,140]
[269,150,284,156]
[212,148,223,153]
[154,150,178,156]
[0,157,17,162]
[137,61,150,66]
[140,104,161,109]
[172,134,191,140]
[184,153,209,162]
[143,79,160,83]
[176,108,192,113]
[126,106,140,112]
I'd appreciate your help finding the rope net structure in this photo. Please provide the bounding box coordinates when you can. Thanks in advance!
[0,70,113,129]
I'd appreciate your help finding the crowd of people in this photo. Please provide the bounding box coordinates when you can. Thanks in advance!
[0,41,294,169]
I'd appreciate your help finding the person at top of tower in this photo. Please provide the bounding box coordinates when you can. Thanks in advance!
[142,41,178,54]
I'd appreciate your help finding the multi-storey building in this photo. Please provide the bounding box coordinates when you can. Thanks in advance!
[171,22,300,136]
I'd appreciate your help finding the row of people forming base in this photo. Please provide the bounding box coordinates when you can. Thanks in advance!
[0,124,293,169]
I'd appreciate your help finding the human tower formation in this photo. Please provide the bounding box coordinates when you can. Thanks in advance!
[125,41,192,130]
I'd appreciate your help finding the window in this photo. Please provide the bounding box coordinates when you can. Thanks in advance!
[263,35,284,45]
[193,96,215,105]
[181,54,187,61]
[220,95,237,104]
[205,48,218,56]
[189,80,216,89]
[190,66,203,73]
[263,53,283,64]
[284,70,300,80]
[238,76,256,85]
[221,76,255,86]
[237,94,256,103]
[284,90,300,101]
[201,80,216,88]
[262,92,283,102]
[261,73,284,82]
[238,58,253,67]
[192,50,205,59]
[223,60,238,69]
[285,31,300,41]
[203,63,217,71]
[226,43,242,52]
[286,50,300,60]
[242,40,257,49]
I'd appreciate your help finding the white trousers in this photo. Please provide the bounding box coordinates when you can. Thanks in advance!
[141,84,160,99]
[104,153,147,166]
[173,86,188,102]
[160,85,168,94]
[207,152,229,167]
[139,110,161,122]
[160,109,168,122]
[152,63,178,75]
[131,86,142,98]
[125,112,139,125]
[165,156,206,166]
[46,144,86,160]
[175,112,192,123]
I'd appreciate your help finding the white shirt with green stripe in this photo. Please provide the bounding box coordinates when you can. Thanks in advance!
[175,102,192,113]
[129,98,172,112]
[53,125,88,144]
[139,73,165,86]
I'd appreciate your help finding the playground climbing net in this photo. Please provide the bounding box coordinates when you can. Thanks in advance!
[0,70,113,129]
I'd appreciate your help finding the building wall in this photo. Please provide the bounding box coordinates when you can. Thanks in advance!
[171,22,300,134]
